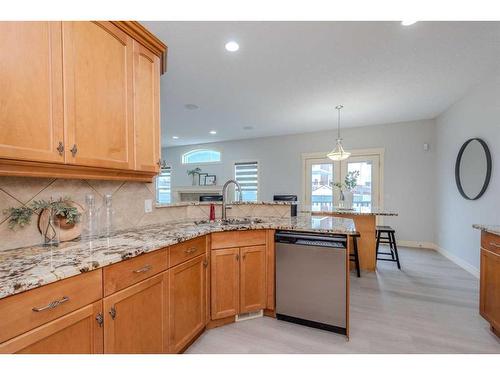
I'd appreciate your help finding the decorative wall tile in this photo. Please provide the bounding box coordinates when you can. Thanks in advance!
[111,182,154,230]
[0,217,42,251]
[0,177,54,204]
[87,180,124,197]
[0,189,23,225]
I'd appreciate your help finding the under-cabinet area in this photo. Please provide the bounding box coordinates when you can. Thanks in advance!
[0,228,311,354]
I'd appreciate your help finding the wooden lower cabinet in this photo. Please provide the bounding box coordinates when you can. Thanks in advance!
[169,254,207,353]
[240,245,267,313]
[480,248,500,335]
[211,247,240,320]
[103,272,168,354]
[0,301,103,354]
[211,244,267,320]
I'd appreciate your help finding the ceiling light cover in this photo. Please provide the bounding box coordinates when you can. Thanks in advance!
[172,136,179,139]
[401,20,418,26]
[209,130,217,135]
[327,105,351,161]
[225,41,239,52]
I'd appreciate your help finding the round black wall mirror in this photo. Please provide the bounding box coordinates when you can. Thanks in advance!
[455,138,492,200]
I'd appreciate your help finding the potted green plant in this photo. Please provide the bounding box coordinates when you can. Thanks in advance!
[187,167,202,186]
[334,170,360,209]
[3,197,81,246]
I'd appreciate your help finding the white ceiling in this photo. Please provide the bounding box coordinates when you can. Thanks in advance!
[141,21,500,147]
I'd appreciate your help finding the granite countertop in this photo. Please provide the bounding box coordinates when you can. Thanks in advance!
[473,224,500,236]
[0,214,355,300]
[156,200,298,208]
[300,205,398,216]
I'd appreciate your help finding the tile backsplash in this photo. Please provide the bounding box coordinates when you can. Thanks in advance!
[0,177,290,251]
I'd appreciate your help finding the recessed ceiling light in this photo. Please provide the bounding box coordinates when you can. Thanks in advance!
[209,130,217,135]
[243,126,254,130]
[225,41,239,52]
[401,20,418,26]
[184,104,199,110]
[172,136,179,139]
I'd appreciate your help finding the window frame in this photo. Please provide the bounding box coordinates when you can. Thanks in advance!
[234,159,260,202]
[301,148,384,211]
[156,165,172,205]
[181,148,222,165]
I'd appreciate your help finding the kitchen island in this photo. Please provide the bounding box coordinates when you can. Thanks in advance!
[301,207,398,271]
[0,214,356,354]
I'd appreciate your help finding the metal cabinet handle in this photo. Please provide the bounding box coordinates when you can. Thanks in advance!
[96,313,104,327]
[70,144,78,157]
[133,264,152,273]
[184,247,197,254]
[109,306,117,320]
[32,296,70,312]
[489,242,500,248]
[57,142,64,156]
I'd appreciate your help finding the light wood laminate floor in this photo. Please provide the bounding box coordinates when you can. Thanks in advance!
[187,247,500,353]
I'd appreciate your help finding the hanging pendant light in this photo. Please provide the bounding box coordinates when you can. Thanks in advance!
[327,104,351,161]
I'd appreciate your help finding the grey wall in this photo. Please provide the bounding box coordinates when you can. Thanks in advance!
[164,119,436,243]
[435,69,500,271]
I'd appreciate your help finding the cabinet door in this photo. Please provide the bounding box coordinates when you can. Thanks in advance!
[480,248,500,330]
[211,247,240,320]
[133,41,161,173]
[63,21,134,170]
[0,301,103,354]
[103,272,168,354]
[169,254,207,353]
[240,245,267,313]
[0,22,64,163]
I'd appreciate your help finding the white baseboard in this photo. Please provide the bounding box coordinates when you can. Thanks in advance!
[397,240,479,279]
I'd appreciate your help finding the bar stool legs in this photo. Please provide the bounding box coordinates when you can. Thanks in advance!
[375,226,401,270]
[350,235,361,277]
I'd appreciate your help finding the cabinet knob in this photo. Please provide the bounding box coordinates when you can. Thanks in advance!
[109,306,117,320]
[57,142,64,156]
[70,144,78,157]
[96,312,104,327]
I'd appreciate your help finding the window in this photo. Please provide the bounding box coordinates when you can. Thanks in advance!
[234,161,259,202]
[182,149,221,164]
[156,167,172,204]
[303,150,382,212]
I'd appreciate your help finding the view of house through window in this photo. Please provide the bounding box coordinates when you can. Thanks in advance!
[304,152,381,211]
[234,161,259,202]
[156,167,172,204]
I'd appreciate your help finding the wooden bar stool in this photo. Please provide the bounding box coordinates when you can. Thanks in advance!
[349,233,361,277]
[375,225,401,269]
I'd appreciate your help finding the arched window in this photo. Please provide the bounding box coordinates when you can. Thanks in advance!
[182,149,221,164]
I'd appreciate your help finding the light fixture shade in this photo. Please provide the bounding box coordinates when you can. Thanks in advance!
[327,139,351,161]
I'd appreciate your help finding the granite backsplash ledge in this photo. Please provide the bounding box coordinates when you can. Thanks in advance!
[0,176,291,252]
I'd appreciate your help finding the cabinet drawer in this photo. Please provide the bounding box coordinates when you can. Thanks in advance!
[211,230,267,250]
[481,231,500,255]
[0,270,102,344]
[104,249,168,296]
[169,236,206,268]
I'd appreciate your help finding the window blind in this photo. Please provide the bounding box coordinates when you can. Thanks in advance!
[234,161,258,202]
[156,167,172,204]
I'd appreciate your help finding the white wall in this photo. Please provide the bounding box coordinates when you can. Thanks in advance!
[164,119,436,243]
[435,69,500,272]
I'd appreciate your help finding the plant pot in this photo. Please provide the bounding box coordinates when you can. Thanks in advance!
[343,190,353,209]
[56,214,75,230]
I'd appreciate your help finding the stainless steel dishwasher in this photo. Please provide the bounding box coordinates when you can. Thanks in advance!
[275,230,348,335]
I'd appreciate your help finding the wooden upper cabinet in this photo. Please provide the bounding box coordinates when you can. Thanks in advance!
[0,22,64,163]
[133,41,161,172]
[240,245,267,314]
[103,272,168,354]
[0,301,103,354]
[211,247,240,320]
[169,254,207,353]
[63,21,134,170]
